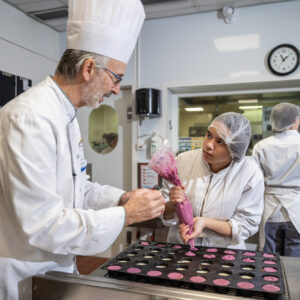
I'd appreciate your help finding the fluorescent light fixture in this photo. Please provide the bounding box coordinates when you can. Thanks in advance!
[229,70,260,78]
[185,107,204,112]
[238,99,258,104]
[214,34,260,52]
[239,105,262,110]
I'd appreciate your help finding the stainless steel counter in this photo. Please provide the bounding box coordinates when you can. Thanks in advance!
[32,256,300,300]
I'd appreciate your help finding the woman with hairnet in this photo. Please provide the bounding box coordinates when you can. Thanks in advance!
[162,112,264,249]
[253,103,300,256]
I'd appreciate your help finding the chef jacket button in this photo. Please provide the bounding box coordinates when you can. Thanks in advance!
[76,154,80,159]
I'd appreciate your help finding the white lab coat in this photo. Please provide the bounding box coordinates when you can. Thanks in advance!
[252,130,300,250]
[162,149,264,249]
[0,76,126,300]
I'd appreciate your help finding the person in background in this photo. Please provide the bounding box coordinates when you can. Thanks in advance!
[0,0,165,299]
[101,133,118,154]
[253,102,300,256]
[162,112,264,249]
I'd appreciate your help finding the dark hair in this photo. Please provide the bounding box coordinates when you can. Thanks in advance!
[103,133,118,147]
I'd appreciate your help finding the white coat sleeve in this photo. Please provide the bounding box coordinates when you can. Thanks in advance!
[83,179,125,210]
[228,168,265,246]
[4,113,125,255]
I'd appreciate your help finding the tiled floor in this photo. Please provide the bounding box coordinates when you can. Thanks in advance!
[76,256,109,275]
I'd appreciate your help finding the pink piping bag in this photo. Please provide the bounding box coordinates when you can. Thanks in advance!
[148,147,195,249]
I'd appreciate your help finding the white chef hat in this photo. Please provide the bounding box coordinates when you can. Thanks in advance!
[67,0,145,64]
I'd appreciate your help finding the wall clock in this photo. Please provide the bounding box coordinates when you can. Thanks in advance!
[267,44,300,76]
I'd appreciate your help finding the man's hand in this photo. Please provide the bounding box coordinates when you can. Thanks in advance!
[123,189,166,226]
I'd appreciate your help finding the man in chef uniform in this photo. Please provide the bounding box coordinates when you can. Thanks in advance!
[253,102,300,256]
[0,0,166,299]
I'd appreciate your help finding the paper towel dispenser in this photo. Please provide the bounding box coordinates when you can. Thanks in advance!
[135,88,161,118]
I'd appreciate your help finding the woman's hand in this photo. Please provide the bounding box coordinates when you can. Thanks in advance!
[163,185,185,219]
[169,186,185,207]
[179,217,207,244]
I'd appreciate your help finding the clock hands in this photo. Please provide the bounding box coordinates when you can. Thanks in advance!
[282,52,292,62]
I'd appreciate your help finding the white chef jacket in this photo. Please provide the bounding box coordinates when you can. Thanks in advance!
[252,130,300,250]
[161,149,264,249]
[0,76,126,300]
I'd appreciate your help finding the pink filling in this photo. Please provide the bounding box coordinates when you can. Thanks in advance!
[203,254,216,259]
[243,258,255,263]
[263,253,276,258]
[190,276,206,283]
[147,270,162,277]
[206,248,218,252]
[140,242,149,245]
[262,284,280,292]
[168,272,184,279]
[156,244,166,247]
[263,276,279,282]
[107,265,121,270]
[224,250,236,255]
[264,260,276,265]
[172,245,182,249]
[237,281,255,289]
[213,278,230,286]
[127,267,141,274]
[243,252,256,256]
[222,255,236,261]
[185,251,196,256]
[263,267,277,272]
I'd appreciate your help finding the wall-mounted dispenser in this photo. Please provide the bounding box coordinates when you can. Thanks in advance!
[135,88,161,118]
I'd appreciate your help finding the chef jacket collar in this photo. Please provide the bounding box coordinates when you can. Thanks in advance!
[48,76,77,121]
[275,129,300,137]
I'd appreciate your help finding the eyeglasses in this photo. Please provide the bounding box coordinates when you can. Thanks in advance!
[103,67,122,85]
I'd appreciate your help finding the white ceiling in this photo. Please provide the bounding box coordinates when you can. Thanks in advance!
[3,0,294,32]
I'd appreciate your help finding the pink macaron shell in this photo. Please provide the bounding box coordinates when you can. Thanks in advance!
[140,242,149,245]
[168,272,184,280]
[203,254,216,259]
[147,270,162,277]
[224,250,236,255]
[107,265,121,270]
[263,253,276,258]
[262,284,281,293]
[264,260,276,265]
[190,276,206,283]
[206,248,218,253]
[237,281,255,289]
[242,258,255,263]
[222,255,236,261]
[185,251,196,256]
[172,245,182,249]
[243,252,256,256]
[127,267,142,274]
[263,267,278,273]
[263,276,279,282]
[213,278,230,286]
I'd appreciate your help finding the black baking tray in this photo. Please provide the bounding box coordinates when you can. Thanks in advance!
[101,240,285,299]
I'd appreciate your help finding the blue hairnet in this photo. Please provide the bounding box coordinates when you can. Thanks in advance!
[209,112,251,162]
[270,102,299,133]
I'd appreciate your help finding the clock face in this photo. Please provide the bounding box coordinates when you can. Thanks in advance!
[268,44,300,76]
